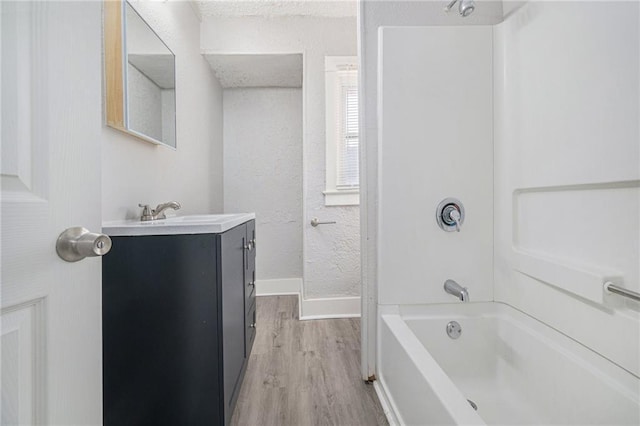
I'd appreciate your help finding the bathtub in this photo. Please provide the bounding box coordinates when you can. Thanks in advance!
[377,302,640,425]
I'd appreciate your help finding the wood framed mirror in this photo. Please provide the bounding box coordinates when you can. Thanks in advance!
[104,0,176,148]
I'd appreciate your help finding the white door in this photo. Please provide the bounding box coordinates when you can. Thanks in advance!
[1,1,103,424]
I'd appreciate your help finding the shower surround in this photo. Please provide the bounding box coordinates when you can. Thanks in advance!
[374,2,639,424]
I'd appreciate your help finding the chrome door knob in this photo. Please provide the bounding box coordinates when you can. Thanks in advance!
[56,227,112,262]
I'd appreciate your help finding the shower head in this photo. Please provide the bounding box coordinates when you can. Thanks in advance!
[459,0,475,17]
[444,0,476,17]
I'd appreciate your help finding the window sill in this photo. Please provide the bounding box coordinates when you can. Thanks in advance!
[323,190,359,206]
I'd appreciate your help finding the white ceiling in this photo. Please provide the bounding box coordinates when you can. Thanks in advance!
[203,53,303,88]
[194,0,357,18]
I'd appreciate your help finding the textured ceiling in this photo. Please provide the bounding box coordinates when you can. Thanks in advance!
[204,53,303,88]
[195,0,357,18]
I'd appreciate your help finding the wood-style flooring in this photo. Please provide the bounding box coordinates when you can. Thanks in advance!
[231,296,388,426]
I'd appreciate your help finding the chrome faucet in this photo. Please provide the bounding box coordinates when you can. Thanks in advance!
[444,279,469,302]
[138,201,181,221]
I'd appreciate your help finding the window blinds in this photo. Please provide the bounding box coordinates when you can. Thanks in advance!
[336,71,359,190]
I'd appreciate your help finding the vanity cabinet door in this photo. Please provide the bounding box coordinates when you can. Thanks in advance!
[103,234,221,426]
[219,225,247,425]
[245,302,256,356]
[246,220,256,273]
[245,220,256,313]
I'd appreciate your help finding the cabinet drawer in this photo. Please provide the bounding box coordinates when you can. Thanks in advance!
[245,302,256,357]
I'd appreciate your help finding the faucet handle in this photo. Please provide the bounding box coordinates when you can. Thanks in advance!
[437,199,464,233]
[449,209,461,232]
[138,204,152,216]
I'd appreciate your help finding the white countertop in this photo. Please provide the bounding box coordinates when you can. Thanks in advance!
[102,213,256,236]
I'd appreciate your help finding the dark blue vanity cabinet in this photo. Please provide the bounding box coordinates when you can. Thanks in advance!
[102,220,256,426]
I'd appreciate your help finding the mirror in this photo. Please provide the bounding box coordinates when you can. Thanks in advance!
[105,1,176,148]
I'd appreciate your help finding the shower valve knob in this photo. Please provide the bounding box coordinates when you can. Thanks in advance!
[436,198,465,232]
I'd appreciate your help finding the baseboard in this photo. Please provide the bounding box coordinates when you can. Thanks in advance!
[374,378,399,426]
[255,279,361,320]
[299,296,361,320]
[255,278,301,296]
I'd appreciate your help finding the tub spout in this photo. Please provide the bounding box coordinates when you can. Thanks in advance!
[459,287,469,302]
[444,279,469,302]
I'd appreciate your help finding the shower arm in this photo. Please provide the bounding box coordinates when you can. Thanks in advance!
[444,0,458,12]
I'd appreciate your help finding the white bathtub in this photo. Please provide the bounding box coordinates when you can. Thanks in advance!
[377,302,640,425]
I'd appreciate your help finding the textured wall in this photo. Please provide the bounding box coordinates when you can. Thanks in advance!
[202,16,359,299]
[494,1,639,376]
[223,88,303,281]
[102,1,224,221]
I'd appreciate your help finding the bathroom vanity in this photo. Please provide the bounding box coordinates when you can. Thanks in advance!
[102,214,256,426]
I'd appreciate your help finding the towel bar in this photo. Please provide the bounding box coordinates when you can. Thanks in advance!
[604,282,640,302]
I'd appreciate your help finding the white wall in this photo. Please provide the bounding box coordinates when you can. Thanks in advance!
[202,16,360,303]
[161,89,176,146]
[223,88,303,281]
[377,26,494,305]
[360,0,503,377]
[360,2,505,301]
[494,1,640,377]
[102,1,223,221]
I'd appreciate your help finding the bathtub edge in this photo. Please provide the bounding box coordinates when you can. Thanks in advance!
[373,377,400,426]
[379,313,487,426]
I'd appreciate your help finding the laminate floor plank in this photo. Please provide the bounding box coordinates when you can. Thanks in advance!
[231,296,388,426]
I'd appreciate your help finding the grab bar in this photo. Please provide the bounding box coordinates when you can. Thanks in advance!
[604,282,640,302]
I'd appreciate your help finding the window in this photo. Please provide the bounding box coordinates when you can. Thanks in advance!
[324,56,359,206]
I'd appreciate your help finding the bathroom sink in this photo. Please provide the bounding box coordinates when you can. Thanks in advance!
[103,213,255,236]
[164,214,239,222]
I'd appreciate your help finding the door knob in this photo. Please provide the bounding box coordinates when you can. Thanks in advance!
[56,227,112,262]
